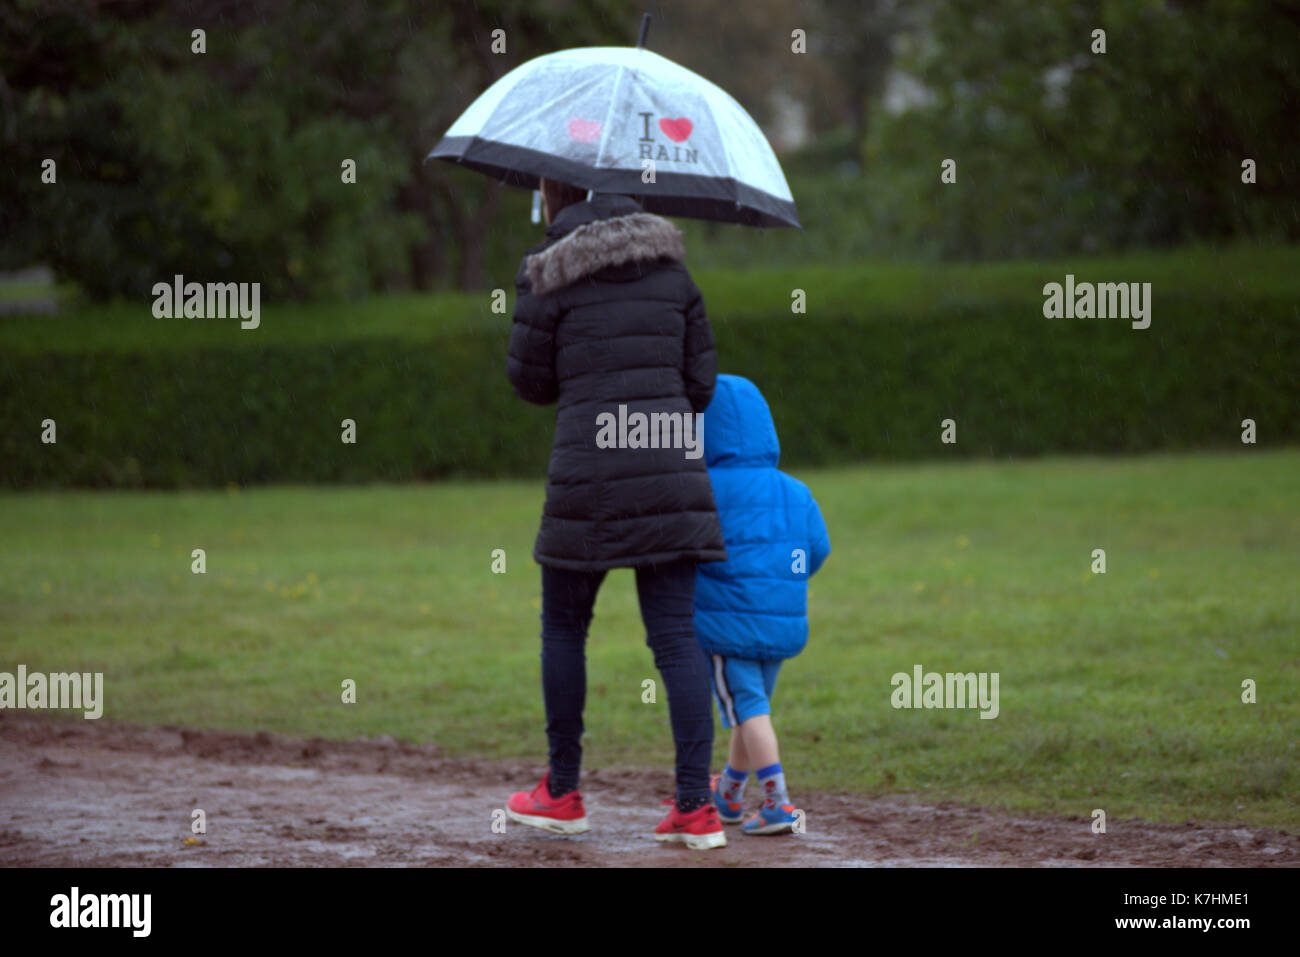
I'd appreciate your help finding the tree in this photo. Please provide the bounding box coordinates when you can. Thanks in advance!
[864,0,1300,259]
[1,0,635,298]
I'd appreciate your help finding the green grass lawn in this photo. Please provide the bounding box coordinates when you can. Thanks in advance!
[2,450,1297,828]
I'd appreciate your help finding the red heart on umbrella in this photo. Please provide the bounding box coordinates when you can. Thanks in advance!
[567,117,602,142]
[658,117,693,142]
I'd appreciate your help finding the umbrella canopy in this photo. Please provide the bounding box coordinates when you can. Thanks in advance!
[428,46,799,229]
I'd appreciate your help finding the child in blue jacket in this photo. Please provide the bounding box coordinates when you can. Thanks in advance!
[695,375,831,835]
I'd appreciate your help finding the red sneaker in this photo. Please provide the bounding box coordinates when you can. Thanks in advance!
[506,772,590,834]
[654,799,727,849]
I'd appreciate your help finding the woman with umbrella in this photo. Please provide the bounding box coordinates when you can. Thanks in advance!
[429,18,798,849]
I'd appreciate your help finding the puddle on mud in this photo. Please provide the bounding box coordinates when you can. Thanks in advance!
[2,717,1295,868]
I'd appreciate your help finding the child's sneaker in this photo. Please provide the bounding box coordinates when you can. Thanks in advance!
[710,773,744,825]
[742,804,799,836]
[655,799,727,849]
[506,772,590,834]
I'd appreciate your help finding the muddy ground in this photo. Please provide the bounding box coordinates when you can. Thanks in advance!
[0,713,1295,868]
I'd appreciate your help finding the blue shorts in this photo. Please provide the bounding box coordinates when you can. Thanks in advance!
[708,655,782,729]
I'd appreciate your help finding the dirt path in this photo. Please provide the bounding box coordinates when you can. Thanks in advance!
[0,714,1295,868]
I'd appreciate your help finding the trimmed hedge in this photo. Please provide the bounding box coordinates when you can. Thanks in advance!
[2,291,1297,488]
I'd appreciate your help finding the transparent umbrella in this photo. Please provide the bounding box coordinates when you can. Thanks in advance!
[427,16,799,228]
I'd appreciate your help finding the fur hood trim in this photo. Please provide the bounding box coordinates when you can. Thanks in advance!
[526,212,684,297]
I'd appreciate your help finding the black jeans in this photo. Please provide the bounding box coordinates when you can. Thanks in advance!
[540,560,713,807]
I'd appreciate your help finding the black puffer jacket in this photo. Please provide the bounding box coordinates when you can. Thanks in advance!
[508,194,726,571]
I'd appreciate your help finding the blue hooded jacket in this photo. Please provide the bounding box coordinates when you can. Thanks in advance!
[694,375,831,661]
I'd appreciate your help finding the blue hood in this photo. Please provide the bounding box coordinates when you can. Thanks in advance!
[703,374,780,468]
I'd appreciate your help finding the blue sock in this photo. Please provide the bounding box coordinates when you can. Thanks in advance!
[756,762,789,809]
[720,764,748,804]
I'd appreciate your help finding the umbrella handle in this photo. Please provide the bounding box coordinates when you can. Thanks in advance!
[636,12,651,48]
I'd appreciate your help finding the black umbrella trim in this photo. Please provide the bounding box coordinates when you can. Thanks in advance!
[427,135,801,230]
